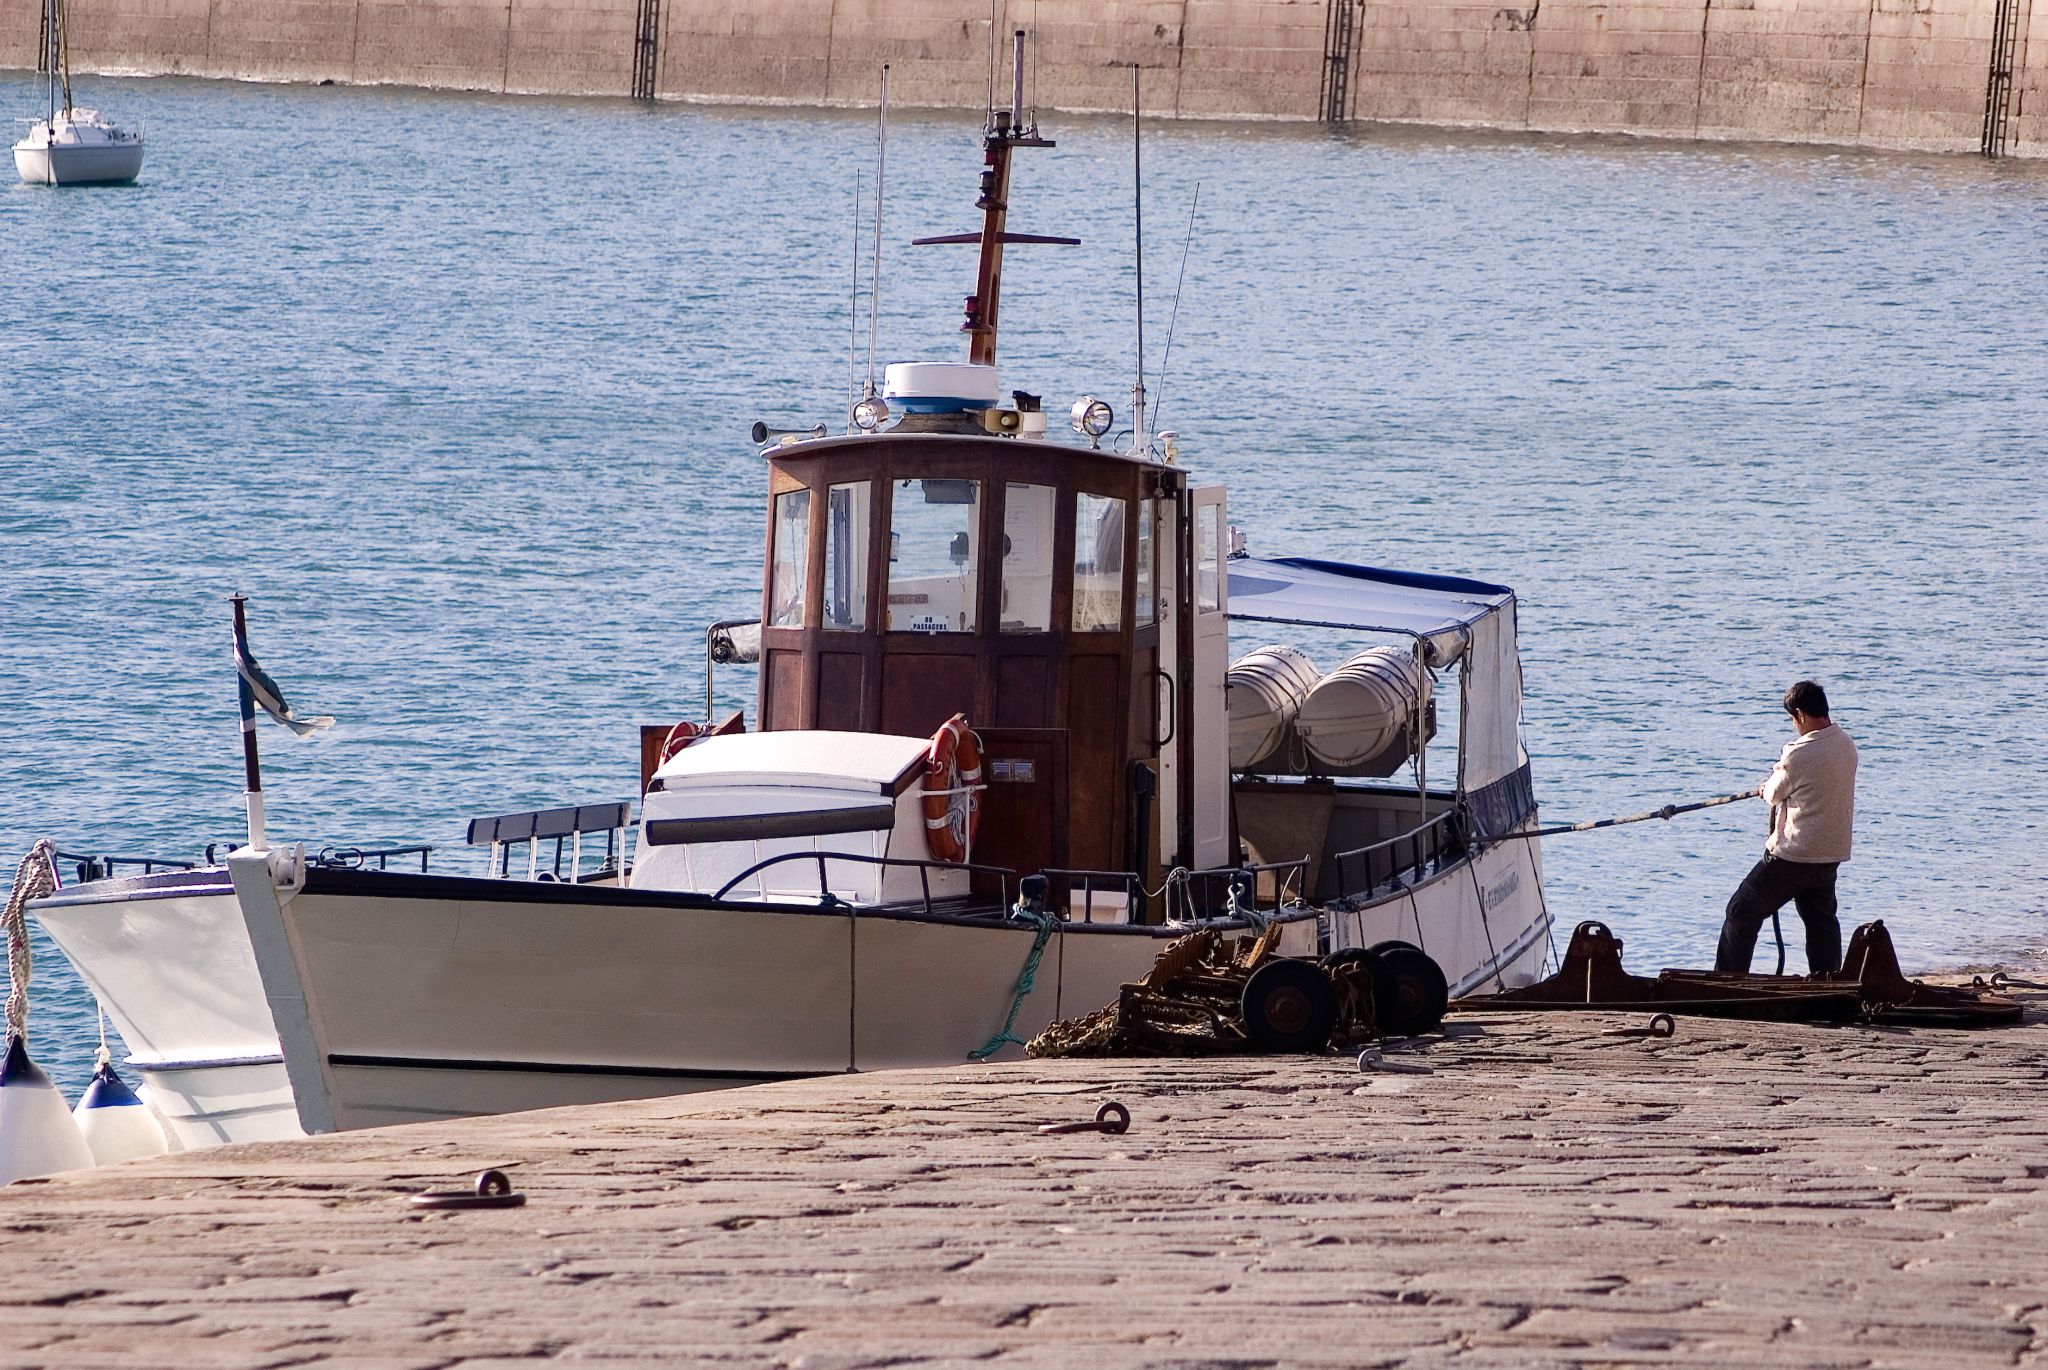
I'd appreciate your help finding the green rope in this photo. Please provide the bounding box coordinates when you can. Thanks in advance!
[968,905,1057,1061]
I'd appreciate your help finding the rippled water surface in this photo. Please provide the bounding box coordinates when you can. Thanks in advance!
[5,75,2047,1091]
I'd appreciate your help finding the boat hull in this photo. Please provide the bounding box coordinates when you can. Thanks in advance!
[32,840,1549,1141]
[29,871,303,1149]
[240,866,1325,1131]
[13,141,144,185]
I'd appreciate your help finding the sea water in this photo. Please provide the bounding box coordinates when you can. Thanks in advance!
[4,76,2046,1093]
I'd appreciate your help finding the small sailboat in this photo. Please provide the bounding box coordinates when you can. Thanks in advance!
[13,0,144,186]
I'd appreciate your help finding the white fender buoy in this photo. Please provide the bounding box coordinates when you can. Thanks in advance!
[73,1059,168,1166]
[0,1035,94,1185]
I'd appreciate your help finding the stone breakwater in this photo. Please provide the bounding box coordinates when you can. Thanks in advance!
[2,0,2043,157]
[2,988,2045,1365]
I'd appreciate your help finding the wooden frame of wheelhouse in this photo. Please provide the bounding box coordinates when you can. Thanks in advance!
[754,431,1197,916]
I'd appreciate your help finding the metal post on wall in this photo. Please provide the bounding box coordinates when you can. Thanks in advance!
[631,0,662,101]
[1980,0,2020,157]
[1320,0,1359,123]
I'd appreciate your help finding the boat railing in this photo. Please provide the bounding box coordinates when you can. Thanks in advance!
[712,850,1016,916]
[1327,808,1471,902]
[466,802,633,882]
[307,844,434,872]
[1041,860,1312,924]
[53,849,197,884]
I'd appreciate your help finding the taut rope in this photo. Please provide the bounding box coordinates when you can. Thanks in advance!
[1491,789,1762,840]
[4,840,60,1042]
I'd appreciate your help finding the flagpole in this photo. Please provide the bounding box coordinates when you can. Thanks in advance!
[230,594,267,851]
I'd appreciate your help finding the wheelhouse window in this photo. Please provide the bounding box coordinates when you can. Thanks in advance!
[1072,492,1126,633]
[1135,499,1158,625]
[823,481,870,630]
[888,478,981,633]
[1000,483,1055,632]
[769,487,811,627]
[1198,503,1223,613]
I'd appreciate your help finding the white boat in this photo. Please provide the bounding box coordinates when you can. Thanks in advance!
[13,109,145,186]
[28,55,1552,1143]
[14,0,144,186]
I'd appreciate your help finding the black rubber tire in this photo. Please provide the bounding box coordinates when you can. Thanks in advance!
[1373,946,1450,1036]
[1319,947,1374,971]
[1367,940,1425,958]
[1241,959,1340,1053]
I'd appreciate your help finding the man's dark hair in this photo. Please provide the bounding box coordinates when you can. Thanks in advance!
[1784,680,1830,719]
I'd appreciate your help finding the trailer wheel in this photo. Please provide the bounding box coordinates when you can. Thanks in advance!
[1374,946,1449,1035]
[1367,940,1424,958]
[1241,960,1339,1053]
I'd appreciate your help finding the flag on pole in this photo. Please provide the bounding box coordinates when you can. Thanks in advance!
[233,625,336,737]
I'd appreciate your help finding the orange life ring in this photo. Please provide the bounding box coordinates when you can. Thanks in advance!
[922,714,983,863]
[659,720,706,763]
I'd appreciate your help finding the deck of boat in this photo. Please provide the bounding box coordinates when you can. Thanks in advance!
[2,979,2041,1366]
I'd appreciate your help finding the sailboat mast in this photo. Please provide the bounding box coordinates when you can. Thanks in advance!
[44,0,58,122]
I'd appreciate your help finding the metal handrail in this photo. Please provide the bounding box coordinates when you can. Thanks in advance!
[1041,867,1140,922]
[311,844,434,872]
[1328,807,1469,901]
[713,850,1016,916]
[53,849,196,883]
[1042,859,1312,923]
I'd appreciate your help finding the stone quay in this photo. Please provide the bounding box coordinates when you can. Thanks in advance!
[3,984,2044,1367]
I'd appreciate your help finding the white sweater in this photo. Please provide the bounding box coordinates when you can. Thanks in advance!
[1763,723,1857,864]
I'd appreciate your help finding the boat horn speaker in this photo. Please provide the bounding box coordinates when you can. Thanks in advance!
[751,421,828,445]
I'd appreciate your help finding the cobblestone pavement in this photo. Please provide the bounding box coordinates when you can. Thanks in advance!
[3,992,2045,1368]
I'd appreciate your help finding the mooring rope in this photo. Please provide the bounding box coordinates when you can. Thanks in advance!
[1491,788,1762,840]
[967,903,1058,1062]
[4,840,60,1043]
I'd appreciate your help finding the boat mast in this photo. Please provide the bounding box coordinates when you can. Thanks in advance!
[43,0,57,123]
[1130,63,1147,456]
[53,0,72,119]
[964,30,1043,368]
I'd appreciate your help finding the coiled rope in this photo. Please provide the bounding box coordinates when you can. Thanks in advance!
[5,841,59,1043]
[967,902,1058,1062]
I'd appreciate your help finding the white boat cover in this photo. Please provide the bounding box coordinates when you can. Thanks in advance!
[654,730,928,794]
[1226,556,1525,794]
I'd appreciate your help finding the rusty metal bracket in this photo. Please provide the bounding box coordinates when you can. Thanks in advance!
[408,1169,526,1210]
[1039,1101,1132,1135]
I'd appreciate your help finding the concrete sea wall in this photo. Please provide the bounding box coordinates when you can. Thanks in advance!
[3,0,2043,156]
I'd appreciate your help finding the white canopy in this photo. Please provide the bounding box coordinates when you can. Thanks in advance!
[1226,556,1513,667]
[1226,556,1526,794]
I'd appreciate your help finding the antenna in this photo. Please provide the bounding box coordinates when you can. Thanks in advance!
[848,168,862,433]
[1031,0,1041,126]
[1152,182,1200,436]
[865,66,889,404]
[1130,63,1147,458]
[986,0,999,131]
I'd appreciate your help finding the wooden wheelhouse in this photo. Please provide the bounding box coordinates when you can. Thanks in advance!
[755,430,1233,901]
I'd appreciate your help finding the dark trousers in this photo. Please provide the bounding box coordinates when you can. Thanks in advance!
[1716,855,1842,975]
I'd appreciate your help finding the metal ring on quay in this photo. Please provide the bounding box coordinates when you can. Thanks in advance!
[1605,1013,1677,1040]
[1038,1101,1131,1135]
[408,1169,526,1210]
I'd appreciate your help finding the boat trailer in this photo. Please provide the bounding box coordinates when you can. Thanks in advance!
[1455,919,2022,1027]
